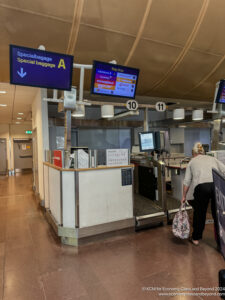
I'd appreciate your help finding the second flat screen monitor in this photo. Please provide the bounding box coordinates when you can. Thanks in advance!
[139,132,155,152]
[91,61,139,99]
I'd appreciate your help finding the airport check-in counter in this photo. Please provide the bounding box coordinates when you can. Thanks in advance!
[43,162,135,246]
[131,157,167,227]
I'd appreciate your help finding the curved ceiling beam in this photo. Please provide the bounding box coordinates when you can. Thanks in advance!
[67,0,84,55]
[124,0,153,66]
[183,54,225,97]
[80,22,136,38]
[0,3,71,23]
[81,22,221,57]
[147,0,210,92]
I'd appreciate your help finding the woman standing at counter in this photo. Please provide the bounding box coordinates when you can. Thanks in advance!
[182,142,225,246]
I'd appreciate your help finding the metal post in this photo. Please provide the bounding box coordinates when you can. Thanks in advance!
[73,63,92,104]
[64,110,72,168]
[208,82,220,113]
[53,89,58,100]
[79,67,85,102]
[144,108,149,131]
[64,110,71,151]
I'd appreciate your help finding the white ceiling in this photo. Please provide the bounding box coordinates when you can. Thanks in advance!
[0,83,37,124]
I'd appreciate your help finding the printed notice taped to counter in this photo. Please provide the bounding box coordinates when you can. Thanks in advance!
[106,149,129,166]
[78,149,89,169]
[10,45,73,90]
[121,168,132,186]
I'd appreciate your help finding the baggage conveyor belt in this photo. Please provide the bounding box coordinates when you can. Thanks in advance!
[134,194,166,229]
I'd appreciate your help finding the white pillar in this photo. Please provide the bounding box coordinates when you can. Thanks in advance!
[41,89,49,153]
[32,88,49,202]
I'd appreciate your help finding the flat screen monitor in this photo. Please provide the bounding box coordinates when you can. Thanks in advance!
[216,80,225,103]
[139,132,155,152]
[91,60,139,99]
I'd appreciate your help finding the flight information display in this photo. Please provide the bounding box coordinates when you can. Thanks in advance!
[216,80,225,104]
[91,61,139,99]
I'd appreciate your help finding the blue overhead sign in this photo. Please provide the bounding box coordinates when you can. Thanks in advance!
[10,45,73,90]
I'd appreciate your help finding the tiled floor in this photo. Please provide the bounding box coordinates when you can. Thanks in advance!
[0,173,224,300]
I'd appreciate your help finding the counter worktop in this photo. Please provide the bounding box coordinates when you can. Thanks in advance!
[43,162,134,172]
[131,160,188,170]
[166,164,187,170]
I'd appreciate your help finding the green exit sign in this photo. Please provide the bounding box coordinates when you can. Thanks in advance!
[25,130,32,134]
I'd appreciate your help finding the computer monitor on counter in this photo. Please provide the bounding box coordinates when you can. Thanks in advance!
[139,132,155,152]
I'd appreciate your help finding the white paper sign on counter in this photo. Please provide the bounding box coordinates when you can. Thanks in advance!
[78,149,89,169]
[106,149,129,166]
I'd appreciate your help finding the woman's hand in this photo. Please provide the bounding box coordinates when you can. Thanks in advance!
[182,185,189,204]
[181,196,186,203]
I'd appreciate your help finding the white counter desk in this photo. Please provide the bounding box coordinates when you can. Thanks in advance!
[43,162,135,246]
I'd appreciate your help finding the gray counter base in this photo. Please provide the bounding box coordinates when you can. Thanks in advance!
[45,209,135,246]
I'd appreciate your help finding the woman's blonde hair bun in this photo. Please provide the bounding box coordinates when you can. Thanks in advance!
[192,142,205,155]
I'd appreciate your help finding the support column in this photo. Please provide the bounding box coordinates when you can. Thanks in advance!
[64,110,71,151]
[144,108,149,131]
[32,88,49,203]
[41,89,49,153]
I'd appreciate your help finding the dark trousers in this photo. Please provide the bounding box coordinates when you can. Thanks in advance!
[189,182,219,242]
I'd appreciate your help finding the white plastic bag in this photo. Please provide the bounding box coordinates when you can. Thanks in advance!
[172,203,190,239]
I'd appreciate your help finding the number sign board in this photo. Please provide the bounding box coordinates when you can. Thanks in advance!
[155,102,166,112]
[10,45,73,90]
[126,99,138,111]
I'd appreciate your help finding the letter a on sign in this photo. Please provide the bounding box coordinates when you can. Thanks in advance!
[58,59,66,69]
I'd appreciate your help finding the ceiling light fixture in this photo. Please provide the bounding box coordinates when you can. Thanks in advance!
[173,108,185,120]
[17,117,22,120]
[192,109,203,121]
[0,91,6,94]
[15,122,20,124]
[0,104,7,107]
[18,112,24,115]
[101,105,114,118]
